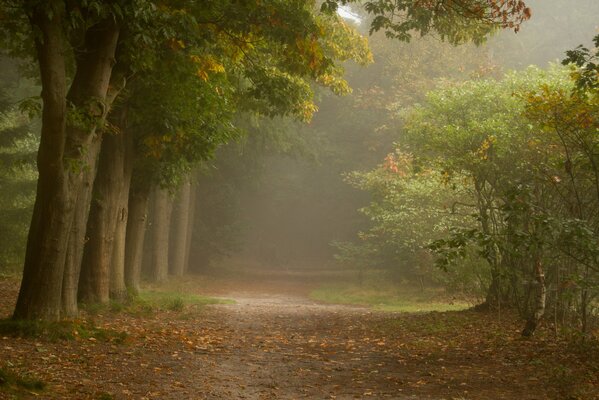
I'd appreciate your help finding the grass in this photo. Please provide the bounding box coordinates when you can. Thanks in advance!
[80,288,234,318]
[137,289,233,309]
[310,283,470,313]
[0,366,45,396]
[0,319,128,343]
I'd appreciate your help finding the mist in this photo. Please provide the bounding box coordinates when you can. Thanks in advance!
[1,0,598,398]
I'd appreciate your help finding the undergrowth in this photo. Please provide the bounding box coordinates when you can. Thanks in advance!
[0,319,127,343]
[81,289,233,317]
[0,366,45,396]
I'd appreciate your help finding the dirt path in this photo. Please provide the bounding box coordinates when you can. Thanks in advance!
[1,277,597,399]
[165,293,530,400]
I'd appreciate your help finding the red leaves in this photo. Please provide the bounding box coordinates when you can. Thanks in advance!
[486,0,532,32]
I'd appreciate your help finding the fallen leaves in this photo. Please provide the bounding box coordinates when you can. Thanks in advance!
[0,275,598,399]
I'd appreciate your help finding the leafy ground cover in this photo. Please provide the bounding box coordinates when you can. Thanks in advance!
[0,272,598,399]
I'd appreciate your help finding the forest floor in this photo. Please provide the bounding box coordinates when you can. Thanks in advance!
[0,269,598,400]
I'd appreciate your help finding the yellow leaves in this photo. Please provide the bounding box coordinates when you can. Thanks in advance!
[476,135,496,160]
[143,135,165,159]
[300,101,318,122]
[143,132,184,160]
[525,82,599,136]
[190,55,226,82]
[168,38,186,50]
[294,36,325,73]
[317,74,351,95]
[441,170,452,185]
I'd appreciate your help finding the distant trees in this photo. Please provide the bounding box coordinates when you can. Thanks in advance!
[0,0,373,320]
[0,58,37,272]
[0,0,530,321]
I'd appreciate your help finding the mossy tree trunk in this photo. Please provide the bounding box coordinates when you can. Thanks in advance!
[14,10,119,320]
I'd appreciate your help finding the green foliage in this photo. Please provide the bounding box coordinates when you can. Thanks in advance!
[0,367,45,395]
[335,148,476,287]
[341,62,599,333]
[563,34,599,92]
[123,0,373,192]
[322,0,531,44]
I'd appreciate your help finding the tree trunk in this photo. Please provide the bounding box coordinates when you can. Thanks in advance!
[169,180,192,277]
[124,178,150,295]
[474,180,503,310]
[77,137,115,304]
[183,178,197,273]
[79,110,128,303]
[61,20,121,313]
[149,188,173,282]
[110,124,133,301]
[522,258,546,337]
[61,136,102,315]
[13,10,70,321]
[14,9,120,320]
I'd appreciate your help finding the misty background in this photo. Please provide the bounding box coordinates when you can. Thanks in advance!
[189,0,599,273]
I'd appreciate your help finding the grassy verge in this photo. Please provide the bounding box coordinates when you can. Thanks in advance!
[0,319,128,343]
[82,287,234,318]
[0,367,45,397]
[136,289,234,311]
[310,283,470,312]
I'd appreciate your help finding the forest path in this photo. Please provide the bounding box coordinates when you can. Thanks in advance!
[115,288,533,400]
[1,275,592,399]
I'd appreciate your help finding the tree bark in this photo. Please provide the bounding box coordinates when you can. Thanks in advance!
[149,188,173,283]
[169,180,192,277]
[124,178,150,295]
[61,20,121,313]
[78,118,130,304]
[522,257,546,337]
[110,124,133,301]
[110,148,132,300]
[14,7,120,320]
[183,178,197,274]
[77,135,116,304]
[14,9,70,321]
[61,136,102,315]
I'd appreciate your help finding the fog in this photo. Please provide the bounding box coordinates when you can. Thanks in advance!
[191,0,599,274]
[2,1,599,398]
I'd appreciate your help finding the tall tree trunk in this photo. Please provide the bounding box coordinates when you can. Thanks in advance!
[183,178,197,274]
[474,180,502,310]
[61,21,121,313]
[124,178,150,295]
[78,128,125,304]
[110,124,133,301]
[141,191,156,279]
[77,142,118,304]
[14,9,70,321]
[14,11,119,320]
[62,136,102,314]
[149,188,173,283]
[169,180,192,277]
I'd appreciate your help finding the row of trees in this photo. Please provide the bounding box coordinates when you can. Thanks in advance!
[338,39,599,336]
[0,0,531,321]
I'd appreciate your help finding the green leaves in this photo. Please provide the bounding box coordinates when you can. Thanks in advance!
[562,34,599,92]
